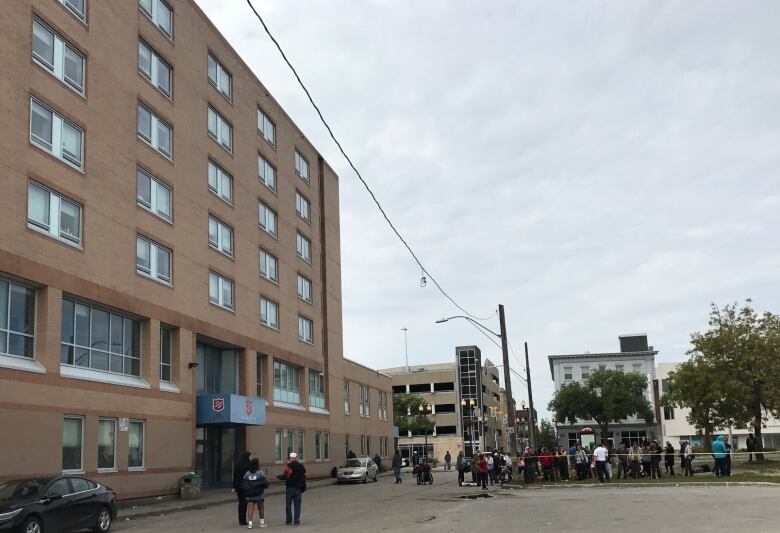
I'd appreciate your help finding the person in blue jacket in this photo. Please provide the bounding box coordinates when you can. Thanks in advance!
[711,436,728,477]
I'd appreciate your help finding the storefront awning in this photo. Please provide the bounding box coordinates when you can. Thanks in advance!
[196,394,266,426]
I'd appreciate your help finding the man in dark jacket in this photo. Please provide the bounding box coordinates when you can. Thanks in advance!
[392,449,403,483]
[373,453,382,473]
[746,433,756,462]
[282,452,306,526]
[232,451,252,526]
[347,449,357,459]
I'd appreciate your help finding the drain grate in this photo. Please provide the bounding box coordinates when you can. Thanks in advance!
[459,493,494,499]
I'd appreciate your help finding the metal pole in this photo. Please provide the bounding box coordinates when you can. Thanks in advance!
[402,327,409,372]
[498,305,516,452]
[525,342,537,449]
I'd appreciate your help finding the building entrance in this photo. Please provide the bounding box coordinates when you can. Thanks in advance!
[196,426,243,488]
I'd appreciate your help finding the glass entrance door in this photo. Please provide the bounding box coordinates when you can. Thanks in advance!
[196,426,241,488]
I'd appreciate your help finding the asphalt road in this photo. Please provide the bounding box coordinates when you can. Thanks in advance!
[115,469,780,532]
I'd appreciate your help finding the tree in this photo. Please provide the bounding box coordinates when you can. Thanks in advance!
[537,419,558,451]
[684,300,780,460]
[392,393,434,435]
[548,369,655,438]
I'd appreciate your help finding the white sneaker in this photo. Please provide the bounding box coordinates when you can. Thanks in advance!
[259,519,267,528]
[248,521,253,529]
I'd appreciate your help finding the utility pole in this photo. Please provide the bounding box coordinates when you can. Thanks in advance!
[525,342,537,449]
[401,327,409,372]
[498,305,516,452]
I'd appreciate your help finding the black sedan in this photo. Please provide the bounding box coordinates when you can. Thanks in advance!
[0,476,116,533]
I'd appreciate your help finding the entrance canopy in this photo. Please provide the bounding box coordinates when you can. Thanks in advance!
[196,394,266,426]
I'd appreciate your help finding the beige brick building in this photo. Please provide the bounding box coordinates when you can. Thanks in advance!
[0,0,392,500]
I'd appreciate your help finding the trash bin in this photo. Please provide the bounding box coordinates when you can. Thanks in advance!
[180,473,201,500]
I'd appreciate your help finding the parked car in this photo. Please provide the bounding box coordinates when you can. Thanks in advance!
[336,457,379,484]
[0,476,116,533]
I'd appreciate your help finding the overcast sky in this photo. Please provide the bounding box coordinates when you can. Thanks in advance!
[195,0,780,417]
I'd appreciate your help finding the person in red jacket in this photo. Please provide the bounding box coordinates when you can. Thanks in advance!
[478,454,489,490]
[539,448,555,481]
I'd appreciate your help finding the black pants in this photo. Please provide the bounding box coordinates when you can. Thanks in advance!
[595,461,607,482]
[458,468,465,485]
[236,489,247,525]
[480,472,488,488]
[683,458,693,476]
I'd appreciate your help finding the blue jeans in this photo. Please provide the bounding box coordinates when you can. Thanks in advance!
[394,467,401,481]
[285,487,302,524]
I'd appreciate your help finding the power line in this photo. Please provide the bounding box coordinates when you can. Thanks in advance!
[243,0,493,322]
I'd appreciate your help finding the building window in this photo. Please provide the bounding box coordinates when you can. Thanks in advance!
[136,168,172,221]
[615,364,624,372]
[309,370,325,409]
[581,366,590,380]
[138,40,171,97]
[207,53,232,101]
[294,151,309,183]
[343,380,350,414]
[0,279,35,359]
[286,429,295,457]
[258,155,277,192]
[207,106,232,152]
[160,325,172,382]
[60,299,141,376]
[563,367,573,381]
[139,0,172,39]
[98,418,117,471]
[664,406,675,420]
[273,360,300,404]
[260,297,279,329]
[298,316,313,344]
[295,192,310,223]
[315,432,321,461]
[258,202,277,238]
[27,181,81,247]
[32,17,85,94]
[298,431,305,461]
[208,271,234,310]
[59,0,86,22]
[136,235,172,284]
[62,416,83,472]
[30,97,83,169]
[296,233,311,262]
[207,160,233,205]
[259,249,278,283]
[297,275,312,304]
[632,363,642,373]
[324,433,330,460]
[208,215,233,256]
[128,420,145,469]
[137,102,172,158]
[256,354,264,397]
[274,429,282,462]
[257,108,275,146]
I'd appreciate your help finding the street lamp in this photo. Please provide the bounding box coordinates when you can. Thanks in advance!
[418,403,432,463]
[460,398,477,457]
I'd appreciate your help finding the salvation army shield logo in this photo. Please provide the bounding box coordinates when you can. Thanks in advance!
[245,400,253,416]
[212,398,225,413]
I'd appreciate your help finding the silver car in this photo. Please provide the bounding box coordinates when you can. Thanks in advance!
[336,457,379,484]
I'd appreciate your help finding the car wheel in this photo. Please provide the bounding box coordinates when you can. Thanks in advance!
[93,507,112,533]
[24,517,43,533]
[374,472,378,482]
[362,473,368,484]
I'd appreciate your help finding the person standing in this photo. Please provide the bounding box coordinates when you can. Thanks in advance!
[242,458,269,529]
[575,444,588,480]
[628,443,641,479]
[664,441,675,476]
[683,441,694,476]
[592,441,608,483]
[456,451,465,486]
[445,451,452,471]
[746,433,756,462]
[233,451,252,526]
[478,454,489,490]
[373,453,382,473]
[392,449,403,484]
[649,440,662,479]
[556,447,569,481]
[712,436,727,477]
[280,452,306,526]
[616,442,629,480]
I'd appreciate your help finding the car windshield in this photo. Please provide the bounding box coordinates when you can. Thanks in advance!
[0,479,49,500]
[343,459,363,468]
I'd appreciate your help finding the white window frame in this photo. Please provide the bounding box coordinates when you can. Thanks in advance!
[32,17,85,94]
[62,415,84,473]
[259,249,278,283]
[208,271,234,310]
[563,366,573,381]
[343,380,350,415]
[160,326,172,383]
[136,235,172,284]
[296,232,311,263]
[273,360,301,405]
[139,0,172,39]
[207,106,232,152]
[298,430,305,461]
[137,102,172,159]
[296,191,310,223]
[274,429,283,462]
[128,420,145,471]
[294,150,309,183]
[309,369,325,409]
[207,53,232,102]
[136,168,172,221]
[315,431,322,461]
[257,107,275,147]
[27,181,82,247]
[258,202,278,238]
[258,155,277,192]
[138,40,171,97]
[324,432,330,460]
[581,366,590,380]
[207,160,233,205]
[297,274,312,304]
[298,315,313,345]
[0,278,36,360]
[59,0,86,23]
[260,297,279,330]
[97,417,117,472]
[208,215,233,257]
[29,97,83,170]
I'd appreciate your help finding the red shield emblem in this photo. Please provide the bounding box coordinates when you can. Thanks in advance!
[245,400,253,416]
[212,398,225,413]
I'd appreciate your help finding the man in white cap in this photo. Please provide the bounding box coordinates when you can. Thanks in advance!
[280,452,306,526]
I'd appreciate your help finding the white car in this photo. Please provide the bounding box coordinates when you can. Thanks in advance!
[336,457,379,484]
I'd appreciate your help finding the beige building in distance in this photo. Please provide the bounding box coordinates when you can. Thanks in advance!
[0,0,392,500]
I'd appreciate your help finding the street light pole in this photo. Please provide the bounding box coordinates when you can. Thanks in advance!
[498,305,516,452]
[401,327,409,372]
[418,403,432,462]
[525,342,537,449]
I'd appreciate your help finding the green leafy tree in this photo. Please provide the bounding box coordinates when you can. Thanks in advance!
[537,419,558,450]
[392,393,434,435]
[548,369,654,438]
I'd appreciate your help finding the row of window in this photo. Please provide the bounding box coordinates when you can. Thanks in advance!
[345,434,391,458]
[393,381,456,394]
[273,429,330,463]
[63,416,145,473]
[342,380,389,420]
[562,362,645,381]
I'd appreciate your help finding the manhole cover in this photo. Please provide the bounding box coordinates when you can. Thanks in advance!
[459,493,494,499]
